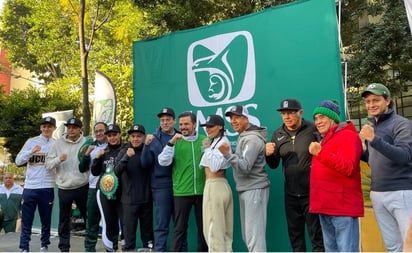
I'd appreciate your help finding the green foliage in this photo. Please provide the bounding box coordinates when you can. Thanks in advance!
[0,0,296,138]
[1,163,26,179]
[0,85,80,161]
[133,0,294,36]
[0,0,78,82]
[346,0,412,96]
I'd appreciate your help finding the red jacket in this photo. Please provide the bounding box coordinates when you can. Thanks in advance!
[309,121,364,217]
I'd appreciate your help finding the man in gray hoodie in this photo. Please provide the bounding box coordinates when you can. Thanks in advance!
[46,117,89,252]
[218,105,270,252]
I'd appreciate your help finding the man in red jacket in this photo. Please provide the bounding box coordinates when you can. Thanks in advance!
[309,100,364,252]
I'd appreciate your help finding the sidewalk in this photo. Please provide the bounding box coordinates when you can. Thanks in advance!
[0,231,105,252]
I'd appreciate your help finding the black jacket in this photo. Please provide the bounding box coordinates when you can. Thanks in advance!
[115,143,151,205]
[266,119,317,196]
[91,143,123,198]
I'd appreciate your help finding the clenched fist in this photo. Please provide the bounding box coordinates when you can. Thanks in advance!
[126,148,135,157]
[145,134,154,145]
[309,142,321,156]
[359,124,375,142]
[32,145,41,154]
[169,133,182,145]
[218,142,230,156]
[266,142,276,156]
[202,138,211,149]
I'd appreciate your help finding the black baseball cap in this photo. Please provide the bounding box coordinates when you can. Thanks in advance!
[157,107,175,119]
[105,124,121,134]
[200,115,225,127]
[40,116,56,127]
[64,117,83,128]
[277,98,302,111]
[128,124,146,135]
[224,105,249,118]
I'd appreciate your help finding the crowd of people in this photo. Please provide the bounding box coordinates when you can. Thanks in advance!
[1,82,412,252]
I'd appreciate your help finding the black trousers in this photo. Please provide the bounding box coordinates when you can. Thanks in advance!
[285,194,324,252]
[58,184,88,252]
[170,195,208,252]
[97,190,123,251]
[122,201,154,250]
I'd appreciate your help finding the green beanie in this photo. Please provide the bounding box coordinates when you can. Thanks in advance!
[312,100,340,123]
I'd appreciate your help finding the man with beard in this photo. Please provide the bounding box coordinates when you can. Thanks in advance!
[158,111,208,252]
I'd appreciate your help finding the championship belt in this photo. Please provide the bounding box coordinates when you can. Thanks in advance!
[100,164,119,200]
[78,136,94,161]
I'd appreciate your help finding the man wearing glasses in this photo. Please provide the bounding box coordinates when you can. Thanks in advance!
[266,98,324,252]
[79,122,107,252]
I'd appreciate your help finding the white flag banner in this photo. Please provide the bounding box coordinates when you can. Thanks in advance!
[93,70,116,127]
[42,110,73,139]
[405,0,412,35]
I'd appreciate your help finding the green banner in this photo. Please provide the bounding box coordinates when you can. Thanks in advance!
[133,0,343,251]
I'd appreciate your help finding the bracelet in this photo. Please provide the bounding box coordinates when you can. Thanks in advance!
[167,142,174,147]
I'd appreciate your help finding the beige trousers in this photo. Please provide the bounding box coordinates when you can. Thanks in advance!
[202,177,233,252]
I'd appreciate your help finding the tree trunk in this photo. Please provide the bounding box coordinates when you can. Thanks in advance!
[79,0,90,136]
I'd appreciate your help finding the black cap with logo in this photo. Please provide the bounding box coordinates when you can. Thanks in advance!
[128,124,146,135]
[224,105,249,118]
[40,116,56,127]
[64,117,83,128]
[157,107,175,119]
[276,98,302,111]
[105,124,121,134]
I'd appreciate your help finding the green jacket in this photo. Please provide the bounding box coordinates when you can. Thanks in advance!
[0,183,23,221]
[158,133,206,196]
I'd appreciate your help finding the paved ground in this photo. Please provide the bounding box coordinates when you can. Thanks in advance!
[0,231,105,252]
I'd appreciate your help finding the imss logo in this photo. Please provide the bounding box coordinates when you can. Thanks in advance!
[187,31,256,107]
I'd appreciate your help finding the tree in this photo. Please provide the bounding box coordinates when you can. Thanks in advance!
[0,0,78,81]
[1,0,292,136]
[72,0,116,135]
[0,84,80,160]
[0,0,130,135]
[345,0,412,97]
[133,0,294,34]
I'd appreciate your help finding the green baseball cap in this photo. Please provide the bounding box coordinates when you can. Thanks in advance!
[361,83,390,97]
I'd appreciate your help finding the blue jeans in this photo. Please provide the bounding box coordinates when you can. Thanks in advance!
[319,214,359,252]
[371,190,412,252]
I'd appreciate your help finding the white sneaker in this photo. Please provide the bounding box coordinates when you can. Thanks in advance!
[40,247,48,252]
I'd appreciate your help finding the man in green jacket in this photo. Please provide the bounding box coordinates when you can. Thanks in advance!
[158,111,207,252]
[0,172,23,233]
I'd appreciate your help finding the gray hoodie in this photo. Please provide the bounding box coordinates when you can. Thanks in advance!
[224,125,270,192]
[45,133,89,190]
